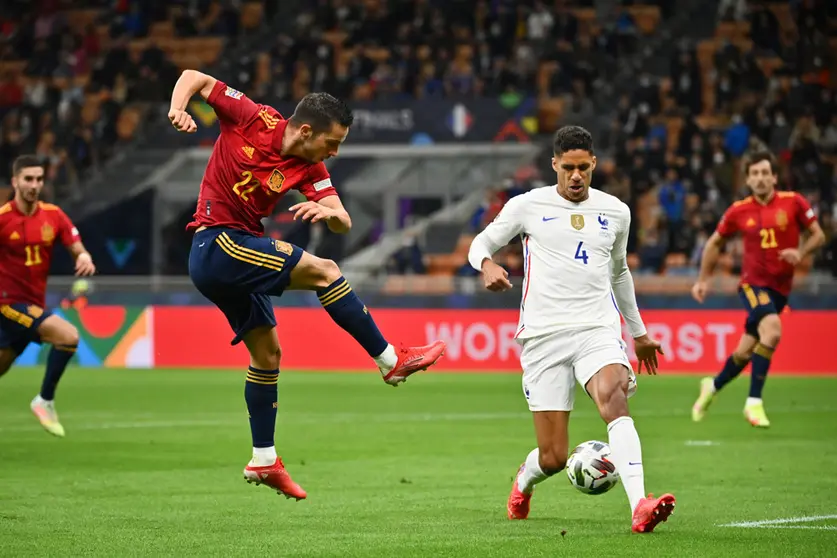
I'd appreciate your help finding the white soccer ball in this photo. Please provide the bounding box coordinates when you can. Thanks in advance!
[566,440,620,495]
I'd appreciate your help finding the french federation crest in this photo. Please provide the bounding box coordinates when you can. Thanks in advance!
[41,223,54,244]
[775,209,788,230]
[267,169,285,193]
[571,214,585,230]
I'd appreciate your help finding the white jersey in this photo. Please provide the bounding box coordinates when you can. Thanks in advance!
[468,186,646,341]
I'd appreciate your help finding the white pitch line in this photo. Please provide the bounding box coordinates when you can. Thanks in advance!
[1,405,836,433]
[684,440,720,446]
[720,515,837,528]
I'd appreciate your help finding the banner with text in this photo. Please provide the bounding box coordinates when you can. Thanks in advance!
[184,98,538,145]
[153,308,836,374]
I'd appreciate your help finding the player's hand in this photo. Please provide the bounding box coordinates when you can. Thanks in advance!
[168,109,197,133]
[779,248,802,266]
[289,201,335,224]
[691,280,708,304]
[75,252,96,277]
[633,334,663,375]
[481,260,513,292]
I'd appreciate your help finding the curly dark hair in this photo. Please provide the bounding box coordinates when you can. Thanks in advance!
[552,125,594,155]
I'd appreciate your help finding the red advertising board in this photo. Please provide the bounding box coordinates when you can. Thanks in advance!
[153,307,836,374]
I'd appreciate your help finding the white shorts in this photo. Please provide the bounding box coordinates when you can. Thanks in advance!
[519,326,636,412]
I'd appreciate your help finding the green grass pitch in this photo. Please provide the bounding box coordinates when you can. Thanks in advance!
[1,369,836,557]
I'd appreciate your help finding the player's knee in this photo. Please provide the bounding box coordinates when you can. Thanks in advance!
[300,255,341,288]
[251,350,280,371]
[594,377,630,424]
[539,448,567,475]
[54,323,79,347]
[733,349,753,363]
[758,315,782,347]
[317,258,342,285]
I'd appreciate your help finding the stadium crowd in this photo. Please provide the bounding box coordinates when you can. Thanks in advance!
[0,0,254,202]
[1,0,834,277]
[452,0,837,279]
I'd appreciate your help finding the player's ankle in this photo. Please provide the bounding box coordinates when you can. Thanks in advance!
[251,446,277,467]
[373,344,397,372]
[745,397,762,406]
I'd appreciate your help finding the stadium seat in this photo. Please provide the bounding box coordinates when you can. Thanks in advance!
[240,2,264,31]
[626,5,661,36]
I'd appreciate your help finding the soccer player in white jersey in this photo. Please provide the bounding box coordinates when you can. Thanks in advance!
[468,126,676,533]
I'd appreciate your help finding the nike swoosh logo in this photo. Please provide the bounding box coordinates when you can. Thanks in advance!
[542,216,559,222]
[199,242,206,247]
[628,462,642,466]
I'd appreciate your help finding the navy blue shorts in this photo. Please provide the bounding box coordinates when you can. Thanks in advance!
[0,303,52,356]
[188,228,304,345]
[738,284,788,338]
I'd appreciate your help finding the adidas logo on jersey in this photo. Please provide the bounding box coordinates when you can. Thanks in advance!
[258,110,279,130]
[9,231,20,240]
[242,146,254,159]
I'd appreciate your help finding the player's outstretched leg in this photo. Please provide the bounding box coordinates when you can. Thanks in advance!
[31,315,79,437]
[692,334,756,422]
[508,412,569,519]
[744,316,781,428]
[289,252,445,385]
[587,364,675,533]
[239,326,307,500]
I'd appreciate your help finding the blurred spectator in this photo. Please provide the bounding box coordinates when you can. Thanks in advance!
[0,0,251,200]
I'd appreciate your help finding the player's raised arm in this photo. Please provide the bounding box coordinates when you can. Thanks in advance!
[168,69,216,133]
[468,196,525,291]
[169,70,259,133]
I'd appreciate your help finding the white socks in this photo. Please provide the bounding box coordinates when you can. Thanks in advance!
[517,448,548,494]
[250,446,277,467]
[745,397,762,406]
[607,416,646,512]
[374,344,398,371]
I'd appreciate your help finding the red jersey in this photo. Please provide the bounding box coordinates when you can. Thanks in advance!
[186,80,338,236]
[0,200,81,307]
[716,191,816,296]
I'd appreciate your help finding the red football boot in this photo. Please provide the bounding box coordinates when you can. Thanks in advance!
[382,341,446,386]
[243,457,307,500]
[507,463,532,520]
[631,493,676,533]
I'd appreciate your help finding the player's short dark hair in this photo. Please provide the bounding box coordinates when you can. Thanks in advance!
[12,155,43,177]
[553,125,594,156]
[742,150,778,175]
[289,93,354,133]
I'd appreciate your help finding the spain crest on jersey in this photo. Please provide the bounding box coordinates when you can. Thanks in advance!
[775,209,788,230]
[267,169,285,193]
[274,240,293,255]
[41,223,54,244]
[571,214,585,230]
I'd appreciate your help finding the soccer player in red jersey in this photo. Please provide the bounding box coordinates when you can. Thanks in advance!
[690,150,825,427]
[0,155,96,437]
[168,70,446,499]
